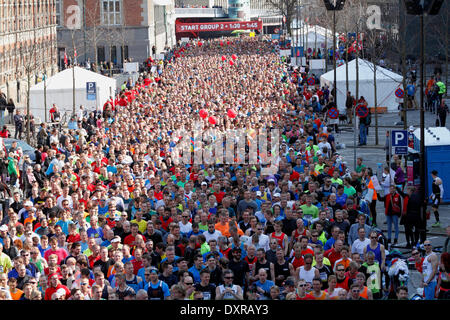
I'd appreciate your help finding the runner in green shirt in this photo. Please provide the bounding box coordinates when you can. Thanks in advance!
[300,195,319,220]
[343,178,357,196]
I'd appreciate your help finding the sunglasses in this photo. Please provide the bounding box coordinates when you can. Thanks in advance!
[184,282,193,285]
[224,276,234,279]
[298,284,306,287]
[337,269,345,272]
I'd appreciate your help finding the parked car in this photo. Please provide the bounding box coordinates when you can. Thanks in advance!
[1,138,36,162]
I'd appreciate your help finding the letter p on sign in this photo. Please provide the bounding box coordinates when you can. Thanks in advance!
[391,130,407,147]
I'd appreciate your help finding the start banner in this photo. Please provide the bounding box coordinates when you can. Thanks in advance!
[176,21,262,33]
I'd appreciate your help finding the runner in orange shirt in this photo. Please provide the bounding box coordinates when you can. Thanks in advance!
[214,209,243,238]
[333,246,352,271]
[309,277,329,300]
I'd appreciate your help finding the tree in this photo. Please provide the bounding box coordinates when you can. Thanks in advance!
[315,9,334,71]
[84,2,104,67]
[22,38,41,144]
[265,0,298,36]
[115,25,129,65]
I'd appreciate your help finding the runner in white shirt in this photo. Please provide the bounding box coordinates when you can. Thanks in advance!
[351,226,371,256]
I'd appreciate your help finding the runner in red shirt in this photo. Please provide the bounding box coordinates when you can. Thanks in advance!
[44,273,71,300]
[411,249,424,273]
[295,279,315,300]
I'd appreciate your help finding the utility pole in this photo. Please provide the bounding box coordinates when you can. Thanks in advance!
[333,10,337,106]
[72,30,76,117]
[323,0,347,110]
[402,0,444,241]
[83,0,87,65]
[419,13,425,223]
[354,17,360,171]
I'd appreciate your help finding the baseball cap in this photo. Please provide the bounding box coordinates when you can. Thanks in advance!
[111,236,121,243]
[53,288,66,299]
[0,225,8,232]
[256,191,262,197]
[201,182,207,186]
[24,201,34,207]
[273,192,281,198]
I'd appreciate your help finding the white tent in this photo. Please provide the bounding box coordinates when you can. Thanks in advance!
[304,31,334,50]
[320,59,403,113]
[29,67,116,122]
[290,21,335,50]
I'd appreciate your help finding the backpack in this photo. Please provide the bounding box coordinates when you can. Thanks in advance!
[366,113,372,126]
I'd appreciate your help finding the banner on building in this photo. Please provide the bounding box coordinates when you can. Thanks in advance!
[176,21,262,33]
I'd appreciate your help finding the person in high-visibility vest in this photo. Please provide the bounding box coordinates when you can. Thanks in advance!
[436,81,446,104]
[364,168,379,227]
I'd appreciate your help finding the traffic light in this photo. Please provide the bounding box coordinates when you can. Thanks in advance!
[403,0,443,15]
[323,0,346,11]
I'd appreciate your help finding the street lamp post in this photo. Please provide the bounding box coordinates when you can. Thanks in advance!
[333,10,336,105]
[420,14,425,215]
[323,0,346,109]
[403,0,444,233]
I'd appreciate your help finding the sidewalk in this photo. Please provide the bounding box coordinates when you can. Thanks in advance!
[336,107,450,237]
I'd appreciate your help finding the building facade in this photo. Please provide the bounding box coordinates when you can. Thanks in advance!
[0,0,58,108]
[56,0,176,69]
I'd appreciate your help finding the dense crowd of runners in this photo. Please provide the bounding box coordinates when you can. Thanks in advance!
[0,36,448,301]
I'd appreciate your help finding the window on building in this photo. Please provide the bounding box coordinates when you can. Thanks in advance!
[121,45,129,63]
[154,5,165,35]
[102,0,121,25]
[55,0,62,26]
[110,45,117,64]
[97,46,105,64]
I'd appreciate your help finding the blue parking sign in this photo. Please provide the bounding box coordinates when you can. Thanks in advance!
[86,82,96,101]
[391,130,408,155]
[391,130,408,147]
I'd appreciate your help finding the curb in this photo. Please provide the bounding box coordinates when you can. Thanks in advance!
[345,145,385,149]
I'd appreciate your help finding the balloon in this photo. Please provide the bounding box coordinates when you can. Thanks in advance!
[229,60,234,66]
[231,54,237,60]
[227,109,237,119]
[199,109,208,119]
[220,41,224,46]
[208,116,217,125]
[198,41,203,47]
[227,41,230,45]
[221,56,226,61]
